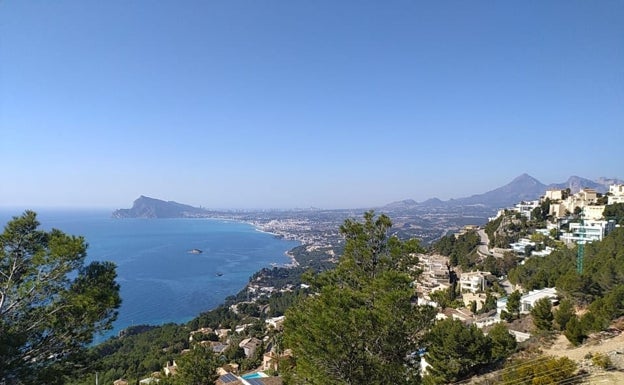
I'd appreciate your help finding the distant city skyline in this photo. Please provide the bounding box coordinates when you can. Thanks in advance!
[1,1,622,210]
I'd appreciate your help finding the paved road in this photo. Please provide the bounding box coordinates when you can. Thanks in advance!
[477,229,491,256]
[477,229,505,258]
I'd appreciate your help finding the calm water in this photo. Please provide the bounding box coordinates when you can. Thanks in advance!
[0,209,299,342]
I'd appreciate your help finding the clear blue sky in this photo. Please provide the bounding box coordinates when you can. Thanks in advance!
[1,1,622,209]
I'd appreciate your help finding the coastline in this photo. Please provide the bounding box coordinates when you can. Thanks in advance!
[284,249,300,267]
[188,216,304,268]
[32,212,303,341]
[252,225,301,268]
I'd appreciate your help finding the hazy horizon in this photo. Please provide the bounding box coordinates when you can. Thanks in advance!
[2,1,622,209]
[1,172,621,212]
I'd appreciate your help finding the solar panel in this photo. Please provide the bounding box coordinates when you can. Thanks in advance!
[220,373,239,383]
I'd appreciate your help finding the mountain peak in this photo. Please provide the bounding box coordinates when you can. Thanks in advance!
[548,176,607,194]
[511,173,541,185]
[383,199,418,210]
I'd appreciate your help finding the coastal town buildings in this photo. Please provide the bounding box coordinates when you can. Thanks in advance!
[137,183,621,385]
[608,184,624,204]
[547,188,605,220]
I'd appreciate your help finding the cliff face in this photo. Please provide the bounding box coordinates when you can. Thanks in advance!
[112,196,210,218]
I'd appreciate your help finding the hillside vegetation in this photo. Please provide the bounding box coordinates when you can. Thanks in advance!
[34,206,624,384]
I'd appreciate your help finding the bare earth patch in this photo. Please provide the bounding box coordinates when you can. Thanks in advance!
[541,332,624,384]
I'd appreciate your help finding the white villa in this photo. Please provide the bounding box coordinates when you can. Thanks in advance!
[514,200,540,219]
[497,287,558,316]
[509,238,536,254]
[519,288,558,314]
[561,219,617,244]
[608,184,624,204]
[459,271,491,293]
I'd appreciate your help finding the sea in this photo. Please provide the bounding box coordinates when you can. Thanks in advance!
[0,209,299,343]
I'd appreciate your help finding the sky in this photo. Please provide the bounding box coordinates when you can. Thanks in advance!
[1,1,622,210]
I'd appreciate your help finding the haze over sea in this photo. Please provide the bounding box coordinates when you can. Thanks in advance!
[0,209,299,343]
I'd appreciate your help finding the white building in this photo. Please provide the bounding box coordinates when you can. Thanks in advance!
[489,209,506,222]
[496,288,558,316]
[608,184,624,204]
[520,288,558,314]
[514,200,540,219]
[459,271,491,293]
[561,220,616,244]
[265,316,285,330]
[509,238,536,254]
[531,247,554,258]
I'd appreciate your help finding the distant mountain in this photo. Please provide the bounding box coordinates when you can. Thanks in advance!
[419,197,445,207]
[383,199,419,210]
[382,174,546,210]
[112,196,210,218]
[383,173,623,211]
[548,176,622,194]
[596,177,624,187]
[449,173,547,208]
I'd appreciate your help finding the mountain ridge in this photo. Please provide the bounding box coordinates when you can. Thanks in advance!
[383,174,623,210]
[113,174,622,218]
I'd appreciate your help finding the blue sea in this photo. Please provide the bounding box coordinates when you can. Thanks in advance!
[0,209,299,343]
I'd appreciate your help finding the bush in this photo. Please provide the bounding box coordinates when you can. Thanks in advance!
[591,353,613,369]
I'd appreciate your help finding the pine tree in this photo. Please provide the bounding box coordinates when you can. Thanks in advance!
[423,318,492,384]
[284,211,436,384]
[531,297,554,331]
[0,211,121,385]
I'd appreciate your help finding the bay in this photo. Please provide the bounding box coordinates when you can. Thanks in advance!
[0,209,299,343]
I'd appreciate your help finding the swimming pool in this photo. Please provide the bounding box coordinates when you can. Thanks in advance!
[241,372,268,379]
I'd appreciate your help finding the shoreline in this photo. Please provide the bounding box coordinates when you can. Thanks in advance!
[254,227,301,268]
[74,214,306,343]
[181,215,306,268]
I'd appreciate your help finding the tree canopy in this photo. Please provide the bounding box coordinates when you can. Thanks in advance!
[530,297,554,332]
[0,211,121,385]
[170,344,219,385]
[423,318,492,384]
[284,211,436,384]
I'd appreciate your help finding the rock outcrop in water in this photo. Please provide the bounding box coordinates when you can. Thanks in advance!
[112,196,210,218]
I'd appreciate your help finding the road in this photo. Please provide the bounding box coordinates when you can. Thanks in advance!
[477,229,492,257]
[477,228,505,258]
